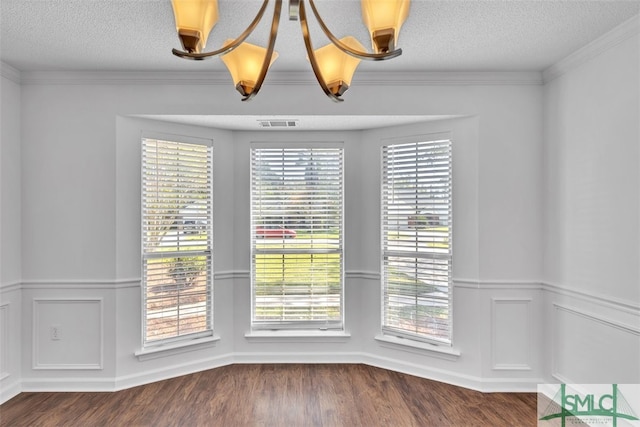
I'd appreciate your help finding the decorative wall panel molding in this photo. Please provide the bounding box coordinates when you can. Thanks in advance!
[553,303,640,335]
[15,271,382,289]
[0,304,9,379]
[491,298,533,371]
[32,299,103,370]
[551,303,640,384]
[21,279,139,290]
[543,282,639,314]
[0,282,21,293]
[454,280,541,290]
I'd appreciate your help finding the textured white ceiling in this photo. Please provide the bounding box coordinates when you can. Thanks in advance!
[1,0,639,73]
[2,1,638,131]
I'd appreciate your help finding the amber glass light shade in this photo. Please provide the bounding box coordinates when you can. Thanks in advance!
[312,37,366,96]
[361,0,410,53]
[220,40,279,96]
[171,0,219,53]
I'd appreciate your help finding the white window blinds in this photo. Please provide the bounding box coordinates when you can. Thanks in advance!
[142,137,213,346]
[381,139,452,345]
[251,147,344,330]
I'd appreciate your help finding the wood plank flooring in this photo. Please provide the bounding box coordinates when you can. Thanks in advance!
[1,364,538,426]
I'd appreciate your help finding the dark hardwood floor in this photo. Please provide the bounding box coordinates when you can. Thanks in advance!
[1,364,538,426]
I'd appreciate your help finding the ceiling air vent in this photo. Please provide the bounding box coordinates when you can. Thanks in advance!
[258,119,299,128]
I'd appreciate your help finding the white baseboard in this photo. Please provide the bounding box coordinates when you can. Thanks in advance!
[233,351,364,365]
[362,353,542,393]
[0,378,21,404]
[8,350,542,401]
[21,376,116,393]
[13,278,623,400]
[17,354,236,395]
[114,353,234,391]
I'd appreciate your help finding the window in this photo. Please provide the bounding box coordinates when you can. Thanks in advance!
[381,138,452,345]
[141,136,213,346]
[251,146,344,330]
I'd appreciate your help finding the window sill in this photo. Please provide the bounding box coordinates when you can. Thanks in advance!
[135,335,221,361]
[375,334,461,360]
[245,330,351,343]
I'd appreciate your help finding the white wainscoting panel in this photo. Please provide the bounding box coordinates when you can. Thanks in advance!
[32,299,103,370]
[491,298,533,370]
[0,304,9,379]
[552,303,640,383]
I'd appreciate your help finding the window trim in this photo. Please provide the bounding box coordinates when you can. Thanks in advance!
[135,335,221,361]
[244,329,351,343]
[140,132,215,350]
[380,133,453,347]
[249,142,345,332]
[374,334,460,360]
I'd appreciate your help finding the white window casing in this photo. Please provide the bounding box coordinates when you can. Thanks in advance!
[141,136,213,347]
[251,146,344,331]
[381,138,452,346]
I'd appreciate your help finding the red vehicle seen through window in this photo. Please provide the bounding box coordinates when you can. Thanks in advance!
[256,225,297,239]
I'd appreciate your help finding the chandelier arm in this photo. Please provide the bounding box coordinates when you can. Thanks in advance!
[307,0,402,61]
[299,0,343,102]
[241,0,282,101]
[172,0,271,60]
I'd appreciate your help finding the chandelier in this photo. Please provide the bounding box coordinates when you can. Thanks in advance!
[171,0,410,102]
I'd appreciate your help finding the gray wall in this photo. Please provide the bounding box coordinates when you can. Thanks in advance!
[543,27,640,383]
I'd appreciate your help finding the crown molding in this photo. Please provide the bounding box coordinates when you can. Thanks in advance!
[543,14,640,83]
[274,71,543,86]
[9,11,640,89]
[0,62,21,84]
[19,70,231,86]
[18,70,542,86]
[357,71,543,86]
